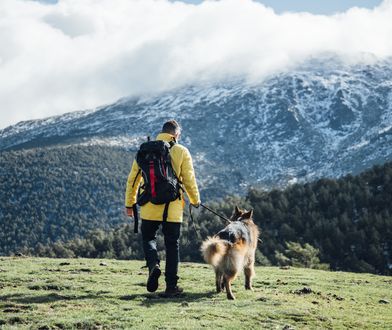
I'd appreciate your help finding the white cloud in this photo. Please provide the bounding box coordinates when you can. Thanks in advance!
[0,0,392,129]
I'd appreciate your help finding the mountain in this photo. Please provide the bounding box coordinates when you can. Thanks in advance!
[2,57,392,257]
[1,58,392,197]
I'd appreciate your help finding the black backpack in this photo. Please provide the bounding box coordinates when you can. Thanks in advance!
[135,139,182,208]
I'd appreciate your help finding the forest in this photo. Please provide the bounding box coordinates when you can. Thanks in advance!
[0,145,132,254]
[1,145,391,274]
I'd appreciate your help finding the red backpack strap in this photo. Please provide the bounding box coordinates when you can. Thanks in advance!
[149,160,157,198]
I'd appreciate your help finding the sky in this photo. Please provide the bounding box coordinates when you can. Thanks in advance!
[35,0,384,15]
[0,0,391,129]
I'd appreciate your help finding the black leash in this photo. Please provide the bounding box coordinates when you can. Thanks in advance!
[189,203,263,245]
[199,203,232,223]
[188,203,232,242]
[133,204,139,233]
[188,204,203,242]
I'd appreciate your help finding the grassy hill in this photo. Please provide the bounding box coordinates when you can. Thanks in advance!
[0,258,391,329]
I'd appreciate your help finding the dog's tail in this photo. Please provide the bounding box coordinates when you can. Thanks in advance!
[201,237,231,267]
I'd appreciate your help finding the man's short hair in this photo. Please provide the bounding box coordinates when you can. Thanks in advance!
[162,120,181,135]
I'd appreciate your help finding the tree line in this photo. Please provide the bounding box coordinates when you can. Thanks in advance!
[0,145,133,254]
[1,145,391,274]
[29,162,392,274]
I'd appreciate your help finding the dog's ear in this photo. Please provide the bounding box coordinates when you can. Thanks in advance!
[242,209,253,220]
[231,205,242,220]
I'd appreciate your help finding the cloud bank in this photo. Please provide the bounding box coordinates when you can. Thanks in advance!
[0,0,392,129]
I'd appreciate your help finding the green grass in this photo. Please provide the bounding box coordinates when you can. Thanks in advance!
[0,257,391,329]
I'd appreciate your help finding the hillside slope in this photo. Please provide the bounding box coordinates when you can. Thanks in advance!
[0,258,391,329]
[1,59,392,195]
[2,150,392,275]
[0,145,133,255]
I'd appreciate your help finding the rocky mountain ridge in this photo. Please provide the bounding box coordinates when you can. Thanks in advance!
[1,59,392,196]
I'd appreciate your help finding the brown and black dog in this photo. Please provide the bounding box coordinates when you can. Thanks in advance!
[201,206,260,300]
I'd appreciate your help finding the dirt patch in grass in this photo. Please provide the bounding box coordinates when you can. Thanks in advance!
[28,283,71,291]
[2,304,34,313]
[7,316,27,325]
[53,322,90,330]
[292,287,313,295]
[73,320,105,330]
[43,268,64,273]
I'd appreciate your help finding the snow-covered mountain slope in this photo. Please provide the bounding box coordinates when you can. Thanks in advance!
[1,59,392,196]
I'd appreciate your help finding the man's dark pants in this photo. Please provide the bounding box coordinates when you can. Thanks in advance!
[141,219,181,288]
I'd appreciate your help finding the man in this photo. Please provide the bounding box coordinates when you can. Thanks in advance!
[125,120,200,296]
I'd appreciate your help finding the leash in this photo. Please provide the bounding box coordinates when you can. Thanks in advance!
[199,203,232,223]
[189,203,263,245]
[188,203,232,242]
[188,204,203,242]
[133,204,139,233]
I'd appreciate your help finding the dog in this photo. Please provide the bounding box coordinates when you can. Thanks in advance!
[200,206,260,300]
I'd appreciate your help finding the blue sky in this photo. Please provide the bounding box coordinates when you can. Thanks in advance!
[36,0,383,15]
[178,0,382,14]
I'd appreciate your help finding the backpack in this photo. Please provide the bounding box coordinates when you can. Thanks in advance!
[135,139,182,209]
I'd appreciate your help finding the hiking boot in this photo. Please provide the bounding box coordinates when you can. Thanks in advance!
[146,265,161,293]
[162,285,184,298]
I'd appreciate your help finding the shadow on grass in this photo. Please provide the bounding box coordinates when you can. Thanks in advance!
[119,290,216,306]
[2,290,218,306]
[0,292,99,304]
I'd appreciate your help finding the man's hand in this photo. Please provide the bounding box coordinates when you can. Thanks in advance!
[191,202,200,208]
[125,207,134,217]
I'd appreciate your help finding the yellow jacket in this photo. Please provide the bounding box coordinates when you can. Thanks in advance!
[125,133,200,222]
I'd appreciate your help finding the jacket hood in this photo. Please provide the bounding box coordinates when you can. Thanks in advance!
[156,132,177,143]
